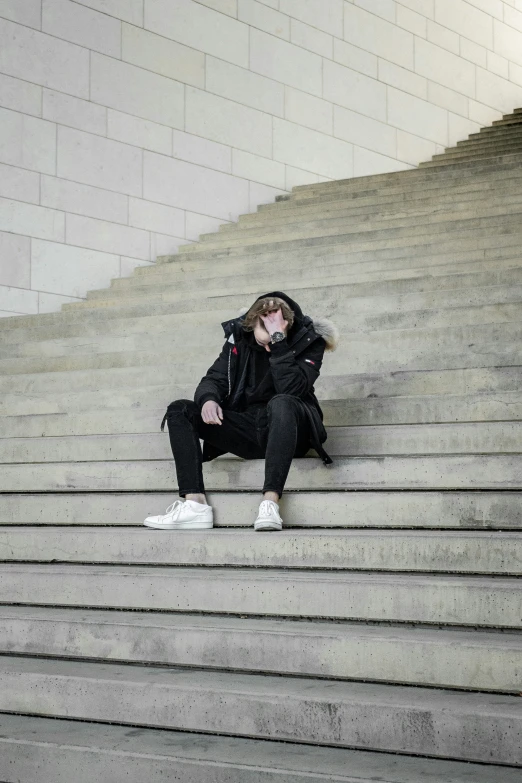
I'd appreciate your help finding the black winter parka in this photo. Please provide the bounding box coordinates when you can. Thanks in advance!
[192,291,333,466]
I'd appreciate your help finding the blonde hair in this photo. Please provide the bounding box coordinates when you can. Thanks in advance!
[241,296,295,333]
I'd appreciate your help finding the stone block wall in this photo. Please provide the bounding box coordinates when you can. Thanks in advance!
[2,0,522,316]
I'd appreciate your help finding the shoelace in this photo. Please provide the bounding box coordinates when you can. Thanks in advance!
[260,500,279,517]
[164,500,184,520]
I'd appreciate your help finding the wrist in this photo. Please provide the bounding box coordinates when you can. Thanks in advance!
[199,394,220,408]
[268,335,290,356]
[269,332,286,347]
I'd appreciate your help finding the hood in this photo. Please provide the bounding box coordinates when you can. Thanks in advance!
[235,290,339,352]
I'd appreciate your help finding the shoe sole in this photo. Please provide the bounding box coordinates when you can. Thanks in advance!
[254,520,282,532]
[143,519,213,530]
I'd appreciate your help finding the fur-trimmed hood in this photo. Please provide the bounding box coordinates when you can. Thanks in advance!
[237,290,339,352]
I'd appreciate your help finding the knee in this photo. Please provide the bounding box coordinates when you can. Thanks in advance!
[165,398,198,418]
[267,394,299,416]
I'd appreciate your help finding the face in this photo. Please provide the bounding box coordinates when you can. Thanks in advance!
[253,302,281,345]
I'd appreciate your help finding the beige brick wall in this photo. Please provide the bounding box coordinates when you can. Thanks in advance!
[2,0,522,315]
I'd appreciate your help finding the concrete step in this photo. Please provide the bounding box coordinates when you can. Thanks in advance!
[1,357,521,400]
[492,115,522,126]
[279,168,522,215]
[54,294,522,346]
[2,606,520,691]
[281,180,522,223]
[2,563,519,627]
[458,127,522,145]
[2,321,521,380]
[148,222,522,266]
[116,240,522,293]
[431,142,522,162]
[176,212,522,257]
[198,199,522,246]
[465,133,522,150]
[321,390,522,426]
[4,340,520,380]
[85,246,522,306]
[0,381,196,415]
[1,490,520,529]
[7,293,522,355]
[438,149,522,165]
[219,187,522,234]
[283,154,522,202]
[0,656,520,763]
[252,156,522,207]
[3,715,516,783]
[449,137,522,155]
[421,149,522,168]
[469,125,522,142]
[1,423,521,461]
[2,259,521,333]
[194,202,522,248]
[419,151,522,169]
[12,291,522,356]
[87,229,522,282]
[5,292,522,348]
[427,154,522,170]
[418,148,522,170]
[66,258,522,318]
[85,260,522,316]
[249,167,522,223]
[1,389,520,430]
[1,455,521,492]
[2,527,520,574]
[365,299,522,331]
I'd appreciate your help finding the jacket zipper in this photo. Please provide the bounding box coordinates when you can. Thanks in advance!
[227,344,232,398]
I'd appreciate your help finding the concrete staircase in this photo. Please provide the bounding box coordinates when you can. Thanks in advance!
[0,110,521,781]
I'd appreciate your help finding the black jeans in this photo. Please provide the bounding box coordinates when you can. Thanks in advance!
[164,394,311,499]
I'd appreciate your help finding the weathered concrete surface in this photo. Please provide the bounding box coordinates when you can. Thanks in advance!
[1,390,521,434]
[54,262,522,316]
[1,527,521,574]
[1,491,520,529]
[152,231,522,274]
[2,288,522,349]
[4,336,520,377]
[1,607,520,692]
[170,218,522,265]
[209,190,522,236]
[1,564,519,627]
[80,247,522,307]
[2,455,521,492]
[3,361,522,399]
[4,243,521,335]
[187,205,522,252]
[24,320,515,371]
[4,297,522,361]
[2,714,519,783]
[2,423,522,459]
[1,657,521,764]
[2,113,522,776]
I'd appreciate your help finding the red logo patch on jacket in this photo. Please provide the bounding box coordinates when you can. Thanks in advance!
[232,346,238,355]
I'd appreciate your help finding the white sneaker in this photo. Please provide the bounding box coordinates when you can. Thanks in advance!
[254,500,283,532]
[143,499,213,530]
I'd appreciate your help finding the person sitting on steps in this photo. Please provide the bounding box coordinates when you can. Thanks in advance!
[143,290,339,532]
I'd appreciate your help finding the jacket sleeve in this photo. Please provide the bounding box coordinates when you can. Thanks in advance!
[194,340,230,409]
[268,336,325,398]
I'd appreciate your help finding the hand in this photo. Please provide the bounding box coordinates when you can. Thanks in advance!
[259,307,288,337]
[201,400,223,425]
